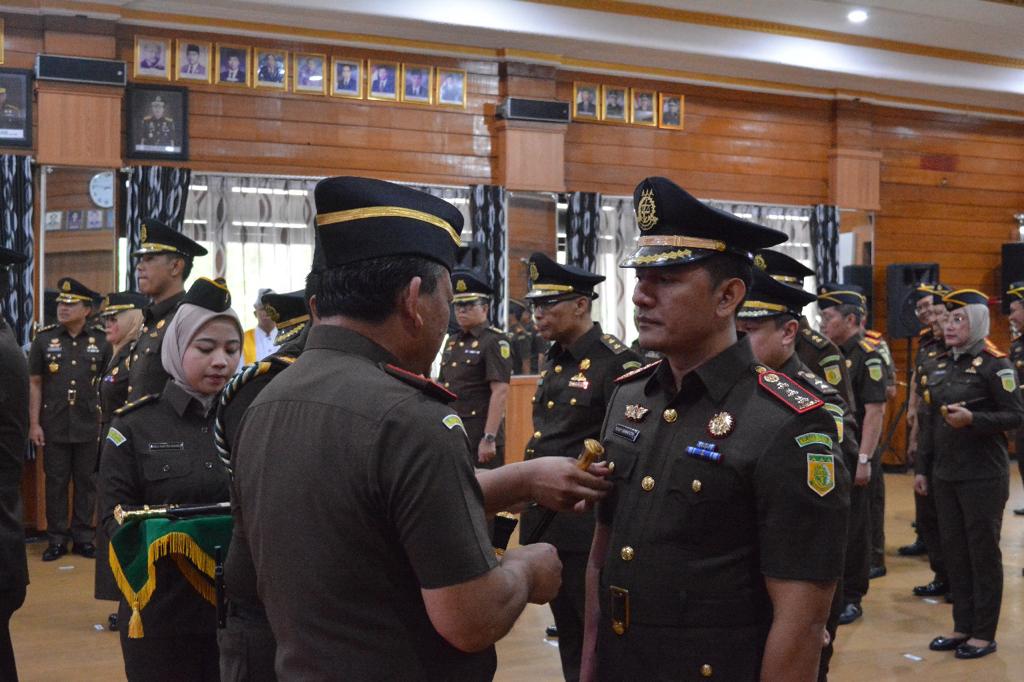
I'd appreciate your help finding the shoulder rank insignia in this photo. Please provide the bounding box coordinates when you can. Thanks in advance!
[807,453,836,497]
[865,329,883,341]
[600,334,629,354]
[383,363,457,403]
[984,341,1007,358]
[114,393,160,416]
[757,370,823,414]
[615,359,661,383]
[859,338,876,353]
[801,327,829,350]
[796,369,838,396]
[34,322,58,338]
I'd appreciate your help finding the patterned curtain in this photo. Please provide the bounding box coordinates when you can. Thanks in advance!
[469,184,507,327]
[0,155,34,345]
[124,166,192,290]
[565,191,601,271]
[809,204,841,286]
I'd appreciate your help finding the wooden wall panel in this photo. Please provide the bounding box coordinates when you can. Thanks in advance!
[507,195,557,301]
[505,376,539,466]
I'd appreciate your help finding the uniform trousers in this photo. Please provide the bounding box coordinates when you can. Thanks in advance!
[913,469,947,583]
[120,630,220,682]
[218,609,277,682]
[43,440,96,545]
[818,577,842,682]
[550,550,587,682]
[0,585,26,682]
[868,454,885,569]
[1016,435,1024,497]
[933,476,1008,641]
[842,482,870,605]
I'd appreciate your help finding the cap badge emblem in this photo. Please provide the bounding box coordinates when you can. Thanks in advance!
[636,188,658,231]
[61,280,71,292]
[754,254,767,271]
[972,356,983,367]
[140,225,148,242]
[265,304,279,322]
[456,279,468,292]
[530,262,539,282]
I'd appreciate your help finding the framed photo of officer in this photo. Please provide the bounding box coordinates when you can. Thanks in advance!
[0,68,32,148]
[331,58,363,99]
[436,68,467,108]
[216,43,250,87]
[401,64,433,104]
[630,88,657,126]
[367,60,399,101]
[659,93,684,130]
[572,81,600,120]
[601,85,628,123]
[294,52,327,94]
[175,40,212,83]
[255,49,288,90]
[126,84,189,161]
[134,36,171,81]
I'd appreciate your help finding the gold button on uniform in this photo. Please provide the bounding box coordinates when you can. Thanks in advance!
[547,401,555,409]
[554,365,563,373]
[692,480,702,493]
[620,546,635,561]
[534,431,542,439]
[450,362,457,367]
[607,461,616,472]
[700,664,713,677]
[570,398,577,405]
[641,476,655,491]
[663,408,677,423]
[612,622,625,635]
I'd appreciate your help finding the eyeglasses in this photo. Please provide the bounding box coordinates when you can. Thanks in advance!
[948,313,969,325]
[453,301,483,310]
[529,297,576,313]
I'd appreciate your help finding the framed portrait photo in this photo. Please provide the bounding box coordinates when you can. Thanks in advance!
[601,85,628,123]
[134,36,171,81]
[0,68,33,148]
[435,68,467,108]
[216,44,250,87]
[659,93,684,130]
[126,85,188,161]
[630,88,657,127]
[367,60,399,101]
[255,49,288,90]
[331,58,363,99]
[401,64,433,104]
[0,19,5,65]
[572,82,600,121]
[294,53,327,94]
[175,40,212,83]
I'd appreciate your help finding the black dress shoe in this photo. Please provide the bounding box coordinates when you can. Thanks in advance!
[868,565,887,579]
[41,544,67,562]
[955,641,997,659]
[73,542,96,558]
[837,603,862,625]
[898,539,928,556]
[1014,507,1024,516]
[108,613,118,631]
[545,625,558,638]
[913,580,949,597]
[929,635,968,651]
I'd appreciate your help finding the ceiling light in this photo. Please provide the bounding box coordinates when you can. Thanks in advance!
[847,9,868,23]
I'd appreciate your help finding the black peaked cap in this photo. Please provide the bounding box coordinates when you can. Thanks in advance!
[100,291,149,316]
[755,249,814,285]
[451,268,492,303]
[525,252,604,300]
[55,277,99,305]
[739,268,816,319]
[133,220,208,258]
[181,277,232,312]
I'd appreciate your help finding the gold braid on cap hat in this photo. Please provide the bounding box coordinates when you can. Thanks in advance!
[316,206,461,245]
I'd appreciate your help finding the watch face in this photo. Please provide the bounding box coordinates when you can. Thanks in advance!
[89,171,115,209]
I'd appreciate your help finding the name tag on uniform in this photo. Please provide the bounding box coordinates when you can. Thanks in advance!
[148,442,184,451]
[613,424,640,443]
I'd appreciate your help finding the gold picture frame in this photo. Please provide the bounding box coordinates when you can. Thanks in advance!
[572,81,600,121]
[367,60,399,101]
[435,68,467,108]
[330,57,364,99]
[401,64,433,104]
[658,93,684,130]
[134,36,172,81]
[293,52,327,95]
[0,19,5,65]
[254,49,288,90]
[601,85,628,123]
[630,88,657,127]
[175,39,212,84]
[215,43,251,87]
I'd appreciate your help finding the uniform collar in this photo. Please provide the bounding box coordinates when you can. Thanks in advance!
[163,379,202,418]
[305,324,398,367]
[779,351,803,377]
[462,322,489,339]
[647,335,755,404]
[840,330,864,355]
[548,322,602,362]
[958,339,986,359]
[145,290,185,322]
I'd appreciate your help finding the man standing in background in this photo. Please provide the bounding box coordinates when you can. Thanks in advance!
[242,288,279,365]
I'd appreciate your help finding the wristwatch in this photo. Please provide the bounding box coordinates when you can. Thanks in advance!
[858,453,871,465]
[483,433,497,443]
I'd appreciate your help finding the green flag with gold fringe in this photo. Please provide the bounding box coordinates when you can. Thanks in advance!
[109,515,232,638]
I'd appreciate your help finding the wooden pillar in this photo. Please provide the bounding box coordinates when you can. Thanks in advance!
[828,101,881,211]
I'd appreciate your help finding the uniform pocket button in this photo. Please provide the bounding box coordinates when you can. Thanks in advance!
[161,464,171,473]
[205,462,214,469]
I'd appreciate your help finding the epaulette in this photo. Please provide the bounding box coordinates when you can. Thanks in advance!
[859,338,876,353]
[382,363,456,403]
[114,393,159,416]
[865,329,883,341]
[800,327,829,350]
[600,333,629,355]
[275,321,307,345]
[488,326,508,337]
[754,366,823,414]
[615,359,661,383]
[919,327,932,338]
[983,341,1006,358]
[796,369,839,397]
[35,322,58,334]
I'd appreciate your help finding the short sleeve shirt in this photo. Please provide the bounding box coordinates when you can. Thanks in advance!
[439,323,512,421]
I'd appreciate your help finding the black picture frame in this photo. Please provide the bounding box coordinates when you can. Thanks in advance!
[0,68,33,149]
[126,84,189,161]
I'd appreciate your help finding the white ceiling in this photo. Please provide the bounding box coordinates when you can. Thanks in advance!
[32,0,1024,114]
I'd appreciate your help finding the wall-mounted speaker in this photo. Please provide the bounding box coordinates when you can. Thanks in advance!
[35,54,126,87]
[497,97,570,123]
[885,262,939,339]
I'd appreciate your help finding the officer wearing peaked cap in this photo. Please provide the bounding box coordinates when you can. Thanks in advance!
[521,252,640,682]
[507,298,547,375]
[738,269,858,682]
[126,220,209,404]
[234,176,613,681]
[582,177,849,681]
[817,283,886,626]
[440,267,513,469]
[29,277,112,561]
[1006,281,1024,515]
[260,290,310,346]
[756,249,855,409]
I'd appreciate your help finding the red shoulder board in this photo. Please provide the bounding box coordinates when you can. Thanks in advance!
[757,369,823,414]
[615,359,662,383]
[383,364,457,403]
[865,329,882,340]
[983,341,1006,358]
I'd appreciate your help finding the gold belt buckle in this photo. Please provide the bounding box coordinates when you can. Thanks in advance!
[67,388,77,405]
[609,585,629,636]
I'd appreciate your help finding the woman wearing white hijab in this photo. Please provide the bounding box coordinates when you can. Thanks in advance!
[99,278,241,681]
[914,289,1024,660]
